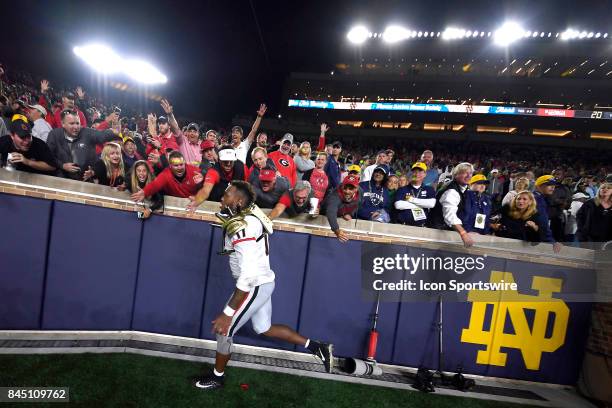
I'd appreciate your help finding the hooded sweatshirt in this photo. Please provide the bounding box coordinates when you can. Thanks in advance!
[357,179,390,220]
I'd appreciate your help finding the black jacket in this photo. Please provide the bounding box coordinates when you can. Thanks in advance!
[427,180,467,230]
[46,127,116,180]
[496,205,546,243]
[576,199,612,244]
[548,184,571,219]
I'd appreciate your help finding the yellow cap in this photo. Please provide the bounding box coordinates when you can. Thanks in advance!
[348,164,361,173]
[411,162,427,172]
[11,114,29,123]
[469,174,489,185]
[535,175,557,187]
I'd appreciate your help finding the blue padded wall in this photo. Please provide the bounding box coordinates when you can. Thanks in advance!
[0,194,52,329]
[42,202,140,330]
[131,215,211,338]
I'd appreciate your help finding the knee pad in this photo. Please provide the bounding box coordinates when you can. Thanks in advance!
[216,333,233,355]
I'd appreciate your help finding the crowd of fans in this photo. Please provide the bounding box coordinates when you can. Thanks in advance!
[1,65,610,250]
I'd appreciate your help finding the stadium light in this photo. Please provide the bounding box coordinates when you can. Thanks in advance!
[73,44,123,74]
[123,59,167,84]
[347,26,370,44]
[73,44,168,84]
[442,27,466,40]
[561,29,579,40]
[382,25,411,43]
[493,22,525,46]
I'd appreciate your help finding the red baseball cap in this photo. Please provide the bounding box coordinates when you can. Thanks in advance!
[259,169,276,182]
[200,140,215,151]
[342,174,360,187]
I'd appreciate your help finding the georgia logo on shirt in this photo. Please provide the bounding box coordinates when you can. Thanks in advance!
[279,158,290,167]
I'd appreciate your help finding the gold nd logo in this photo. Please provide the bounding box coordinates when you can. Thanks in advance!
[461,271,569,370]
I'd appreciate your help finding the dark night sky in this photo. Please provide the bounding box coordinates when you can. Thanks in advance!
[2,0,611,122]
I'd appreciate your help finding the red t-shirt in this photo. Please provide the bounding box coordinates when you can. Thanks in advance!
[94,121,112,155]
[143,164,202,198]
[204,165,249,185]
[145,131,180,156]
[278,193,292,207]
[308,168,329,202]
[268,151,297,187]
[51,105,88,128]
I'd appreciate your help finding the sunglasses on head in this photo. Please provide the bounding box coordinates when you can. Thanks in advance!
[60,109,77,120]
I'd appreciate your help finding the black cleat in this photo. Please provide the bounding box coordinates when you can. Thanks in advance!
[194,374,225,390]
[311,342,334,373]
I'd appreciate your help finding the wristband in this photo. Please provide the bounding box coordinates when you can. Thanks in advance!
[223,305,236,317]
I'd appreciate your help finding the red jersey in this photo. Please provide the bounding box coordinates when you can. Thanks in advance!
[268,151,297,187]
[307,168,329,202]
[142,164,202,198]
[50,105,88,128]
[145,131,180,156]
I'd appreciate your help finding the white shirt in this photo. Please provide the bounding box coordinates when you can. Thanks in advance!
[224,215,275,292]
[234,139,252,164]
[362,164,378,182]
[394,184,437,210]
[439,185,468,227]
[502,190,518,207]
[32,118,52,142]
[564,200,584,235]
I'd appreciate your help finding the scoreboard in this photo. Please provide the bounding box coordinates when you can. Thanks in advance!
[288,99,612,120]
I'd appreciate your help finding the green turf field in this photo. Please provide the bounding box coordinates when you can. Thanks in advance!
[0,353,540,407]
